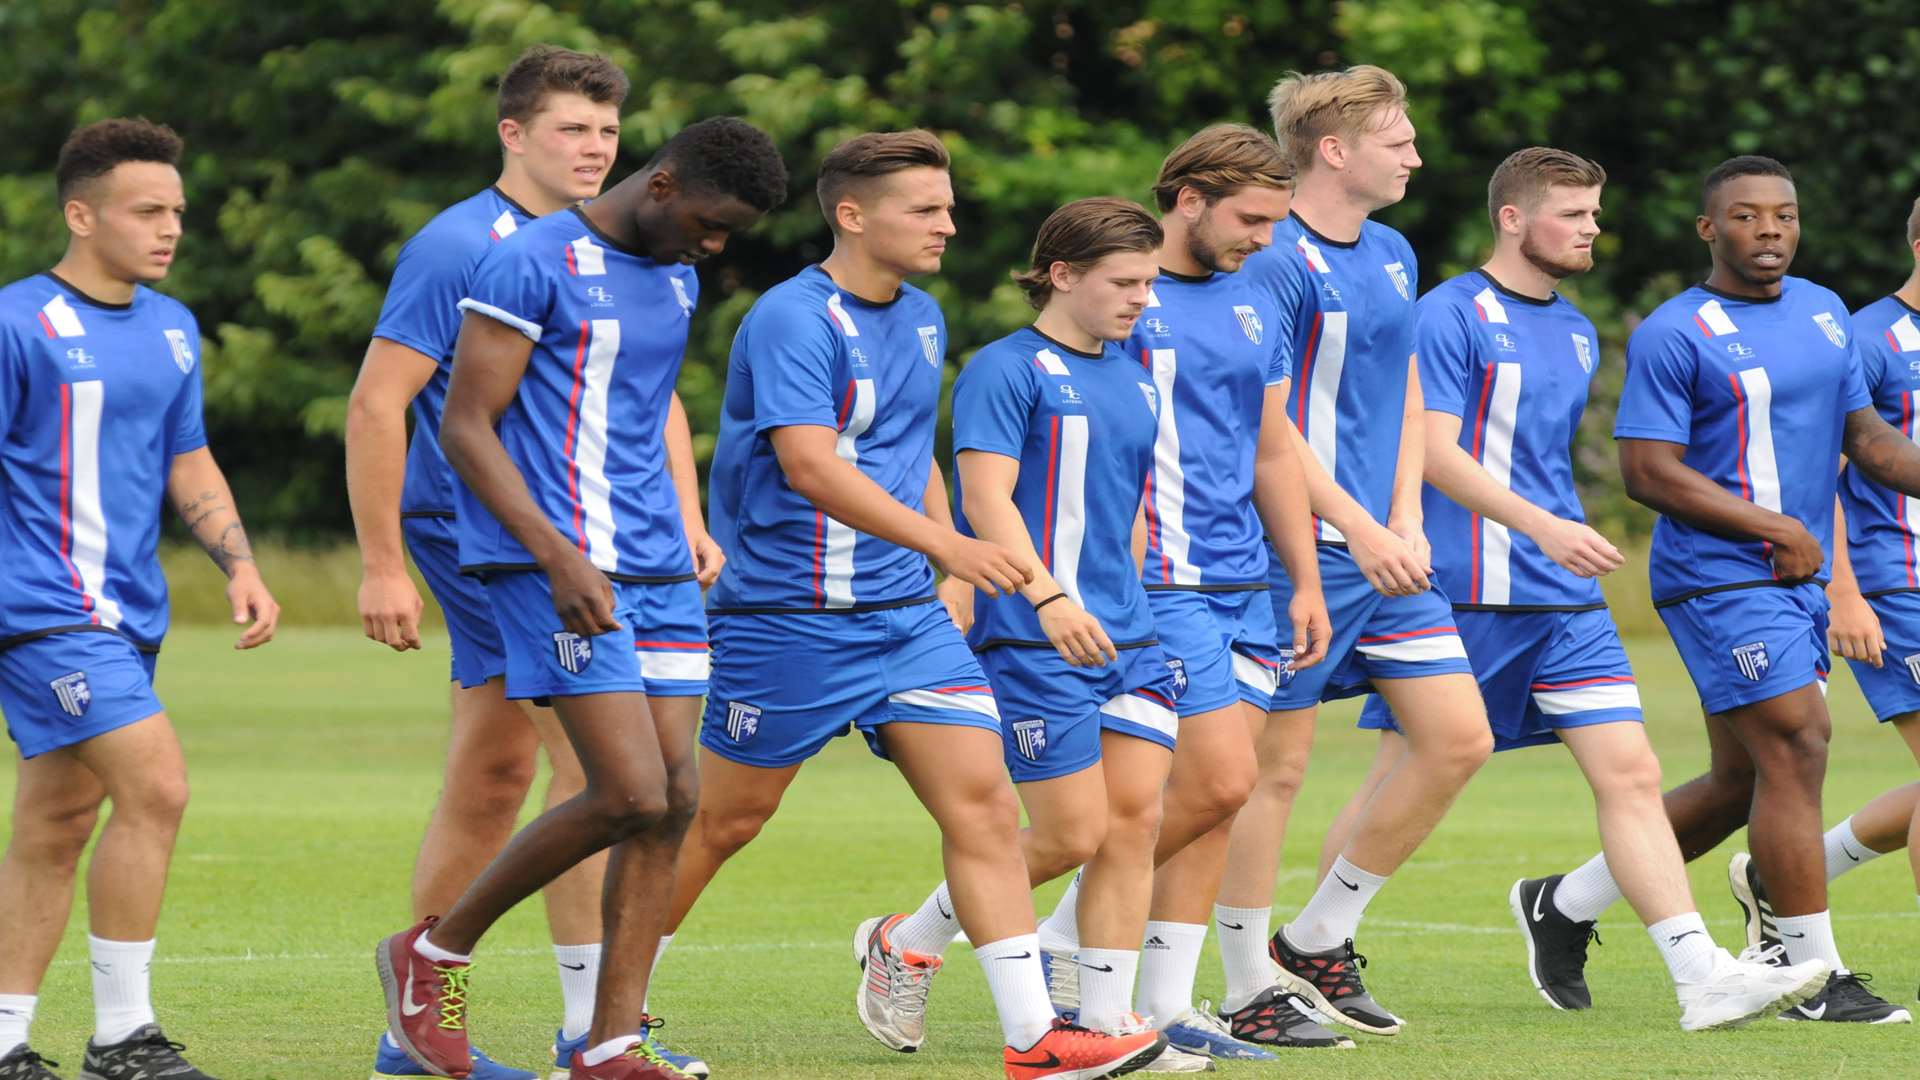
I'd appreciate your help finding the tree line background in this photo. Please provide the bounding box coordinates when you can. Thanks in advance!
[1,0,1915,545]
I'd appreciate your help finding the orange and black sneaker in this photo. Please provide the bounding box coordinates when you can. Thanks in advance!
[1269,928,1402,1036]
[1002,1017,1164,1079]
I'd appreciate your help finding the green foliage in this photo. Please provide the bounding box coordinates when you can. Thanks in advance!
[1,0,1915,539]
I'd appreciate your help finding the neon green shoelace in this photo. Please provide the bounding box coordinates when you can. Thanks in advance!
[622,1037,692,1078]
[436,965,472,1031]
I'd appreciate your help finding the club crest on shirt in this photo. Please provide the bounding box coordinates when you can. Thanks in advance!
[50,671,89,718]
[1137,382,1159,417]
[1165,657,1188,698]
[164,329,194,373]
[1731,640,1769,682]
[1571,333,1593,373]
[918,325,941,367]
[1383,261,1410,301]
[1904,653,1920,686]
[670,277,693,317]
[1232,304,1264,345]
[1812,312,1846,348]
[553,632,593,675]
[725,700,761,743]
[1012,718,1048,761]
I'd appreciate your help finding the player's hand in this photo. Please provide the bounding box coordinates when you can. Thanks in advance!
[1767,519,1825,584]
[688,531,726,588]
[1347,521,1428,596]
[937,576,975,634]
[1388,517,1433,579]
[544,548,621,636]
[1827,588,1885,667]
[1534,518,1626,579]
[227,564,280,650]
[1287,586,1332,671]
[358,567,423,651]
[934,534,1034,598]
[1036,596,1118,667]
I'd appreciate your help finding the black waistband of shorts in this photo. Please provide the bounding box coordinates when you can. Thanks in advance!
[1451,602,1608,614]
[1861,586,1920,600]
[0,624,161,655]
[1651,577,1827,609]
[401,510,456,521]
[707,593,940,616]
[1143,582,1269,594]
[462,562,698,585]
[973,637,1158,652]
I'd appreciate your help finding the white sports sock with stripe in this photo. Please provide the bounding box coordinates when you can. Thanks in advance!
[1075,947,1140,1032]
[89,936,156,1045]
[1775,911,1846,974]
[1134,921,1206,1028]
[1214,903,1274,1013]
[893,882,962,957]
[976,935,1055,1050]
[1288,856,1386,952]
[1553,853,1623,923]
[1824,816,1883,882]
[555,943,600,1040]
[1037,871,1082,954]
[1648,913,1717,985]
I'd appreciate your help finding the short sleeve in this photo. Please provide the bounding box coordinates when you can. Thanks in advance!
[169,319,208,455]
[1614,321,1698,444]
[0,324,24,440]
[1839,310,1873,414]
[1248,247,1313,372]
[458,240,554,344]
[1414,295,1475,417]
[740,299,841,433]
[952,347,1036,459]
[373,229,478,361]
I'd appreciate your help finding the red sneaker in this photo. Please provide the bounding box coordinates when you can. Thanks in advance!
[568,1026,695,1079]
[375,917,474,1078]
[1002,1018,1165,1079]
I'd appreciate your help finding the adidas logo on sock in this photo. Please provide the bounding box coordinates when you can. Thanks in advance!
[1144,936,1169,950]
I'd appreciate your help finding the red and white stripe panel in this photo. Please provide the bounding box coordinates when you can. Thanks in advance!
[1098,688,1177,740]
[568,234,607,276]
[1730,367,1781,513]
[38,294,85,338]
[1472,286,1509,325]
[1530,677,1640,716]
[1693,299,1738,338]
[1033,350,1089,606]
[1890,314,1920,353]
[1355,627,1467,663]
[1301,311,1350,541]
[60,381,123,629]
[1231,651,1280,697]
[635,640,711,682]
[1475,362,1523,604]
[889,684,1000,720]
[564,319,623,569]
[819,378,876,607]
[1142,346,1200,585]
[1296,236,1331,274]
[826,292,861,336]
[488,210,518,242]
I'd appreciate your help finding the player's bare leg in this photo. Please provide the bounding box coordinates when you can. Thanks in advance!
[1317,732,1404,881]
[1559,723,1689,925]
[664,754,804,934]
[0,746,109,994]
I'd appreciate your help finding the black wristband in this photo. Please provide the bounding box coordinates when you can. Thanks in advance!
[1031,592,1068,611]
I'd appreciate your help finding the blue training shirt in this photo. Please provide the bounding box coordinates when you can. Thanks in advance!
[1127,268,1289,589]
[454,207,697,582]
[371,186,533,519]
[1419,270,1605,610]
[1838,294,1920,596]
[706,265,947,612]
[953,326,1162,647]
[1616,278,1870,605]
[0,273,207,649]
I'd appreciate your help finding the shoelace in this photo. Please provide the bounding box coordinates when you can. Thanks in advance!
[1311,940,1370,996]
[1829,971,1881,1003]
[886,953,937,1018]
[123,1031,191,1062]
[623,1022,694,1078]
[1189,1002,1237,1037]
[6,1050,57,1073]
[1563,925,1602,965]
[1737,941,1786,966]
[1045,954,1080,1003]
[436,964,472,1031]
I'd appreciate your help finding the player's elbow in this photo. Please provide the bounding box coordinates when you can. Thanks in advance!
[1618,454,1664,507]
[775,448,834,503]
[438,409,485,479]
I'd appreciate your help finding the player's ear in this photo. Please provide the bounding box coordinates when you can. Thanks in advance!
[834,196,864,237]
[1176,184,1207,220]
[497,118,525,157]
[1047,260,1079,295]
[62,196,96,239]
[647,169,680,202]
[1318,134,1345,172]
[1498,204,1524,238]
[1695,213,1715,243]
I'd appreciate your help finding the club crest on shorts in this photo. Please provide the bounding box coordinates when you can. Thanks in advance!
[1572,333,1593,373]
[1165,657,1188,699]
[1012,718,1048,761]
[725,700,761,743]
[1232,304,1264,344]
[553,632,593,675]
[1731,640,1770,682]
[1904,653,1920,686]
[918,325,941,367]
[1383,261,1410,301]
[49,671,90,717]
[1278,647,1297,684]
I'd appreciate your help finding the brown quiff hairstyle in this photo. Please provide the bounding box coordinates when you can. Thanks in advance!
[1010,198,1162,310]
[497,45,629,124]
[1266,65,1408,175]
[1487,147,1607,227]
[56,118,182,202]
[816,129,950,232]
[1152,124,1293,213]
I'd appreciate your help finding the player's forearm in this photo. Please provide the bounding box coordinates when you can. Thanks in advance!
[1288,421,1377,534]
[167,448,259,580]
[1388,358,1425,526]
[1253,429,1321,593]
[1844,407,1920,500]
[922,460,957,529]
[344,392,411,572]
[958,489,1062,603]
[1622,449,1802,548]
[1828,491,1865,599]
[782,450,956,564]
[440,410,578,569]
[1425,437,1557,538]
[665,392,708,539]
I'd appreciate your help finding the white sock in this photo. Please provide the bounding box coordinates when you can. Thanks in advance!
[580,1034,643,1066]
[555,943,601,1041]
[893,882,962,957]
[1647,912,1717,985]
[88,936,156,1045]
[382,1031,401,1051]
[1288,856,1387,951]
[1037,871,1082,954]
[1554,853,1623,923]
[1824,817,1883,882]
[644,935,670,1015]
[414,931,471,965]
[1134,921,1206,1027]
[1075,947,1139,1031]
[0,994,34,1058]
[975,934,1054,1049]
[1775,911,1846,973]
[1214,903,1273,1012]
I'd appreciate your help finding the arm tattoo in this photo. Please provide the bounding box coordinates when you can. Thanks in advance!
[1845,408,1920,498]
[173,487,255,574]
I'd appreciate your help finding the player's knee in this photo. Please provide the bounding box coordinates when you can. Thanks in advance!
[1595,747,1664,802]
[693,800,777,857]
[943,782,1023,851]
[1418,726,1492,782]
[1194,758,1259,822]
[1035,819,1108,877]
[585,788,674,841]
[1754,724,1830,784]
[126,771,191,828]
[1102,797,1163,855]
[1252,749,1309,803]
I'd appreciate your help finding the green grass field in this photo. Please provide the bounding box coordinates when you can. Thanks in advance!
[3,625,1917,1079]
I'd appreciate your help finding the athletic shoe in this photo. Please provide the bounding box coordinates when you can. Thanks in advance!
[549,1033,586,1080]
[1726,853,1782,958]
[1676,947,1829,1031]
[854,913,942,1052]
[373,1036,534,1079]
[1217,986,1353,1049]
[77,1024,215,1079]
[375,917,472,1078]
[1164,1003,1282,1059]
[563,1032,694,1080]
[1268,929,1402,1036]
[1090,1013,1209,1074]
[1508,875,1601,1010]
[550,1028,706,1080]
[1780,972,1913,1024]
[1002,1018,1164,1080]
[0,1046,63,1080]
[1040,946,1080,1021]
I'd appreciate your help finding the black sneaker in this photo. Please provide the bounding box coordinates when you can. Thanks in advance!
[1727,853,1782,959]
[79,1024,216,1079]
[1508,875,1601,1010]
[1218,986,1355,1049]
[0,1046,63,1080]
[1268,928,1402,1036]
[1780,972,1913,1024]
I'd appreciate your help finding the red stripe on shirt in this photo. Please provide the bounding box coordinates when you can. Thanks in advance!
[57,384,95,622]
[1138,349,1171,583]
[565,242,577,276]
[1904,392,1917,589]
[1468,360,1497,603]
[563,321,591,553]
[37,312,55,338]
[1043,415,1061,567]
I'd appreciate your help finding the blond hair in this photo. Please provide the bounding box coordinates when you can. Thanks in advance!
[1487,147,1607,226]
[1151,124,1293,213]
[1010,198,1162,310]
[1266,65,1408,174]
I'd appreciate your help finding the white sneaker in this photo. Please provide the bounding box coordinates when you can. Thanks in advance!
[853,913,942,1050]
[1677,946,1829,1031]
[1095,1013,1213,1073]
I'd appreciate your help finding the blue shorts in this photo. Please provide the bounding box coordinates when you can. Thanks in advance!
[1146,588,1280,717]
[1657,582,1829,715]
[1270,544,1473,711]
[1842,591,1920,722]
[1359,608,1640,752]
[483,571,709,702]
[404,515,506,688]
[980,643,1180,783]
[699,600,1000,768]
[0,630,162,758]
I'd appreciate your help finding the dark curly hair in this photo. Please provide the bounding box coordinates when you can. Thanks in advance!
[56,117,183,201]
[646,116,789,213]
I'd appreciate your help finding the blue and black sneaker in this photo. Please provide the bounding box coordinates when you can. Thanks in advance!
[372,1033,535,1080]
